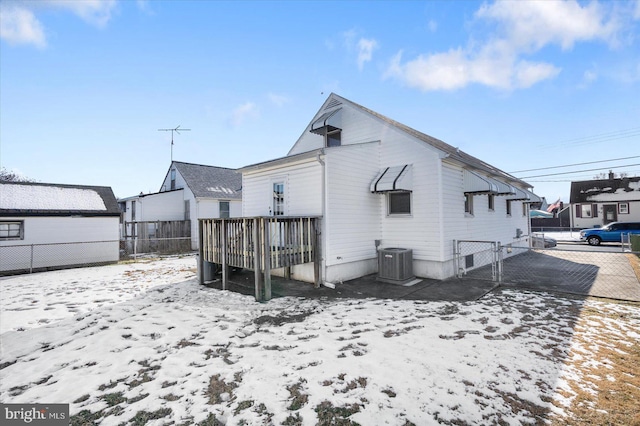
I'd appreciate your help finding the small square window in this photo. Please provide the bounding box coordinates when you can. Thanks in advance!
[619,203,629,214]
[388,191,411,215]
[326,130,341,147]
[0,221,24,240]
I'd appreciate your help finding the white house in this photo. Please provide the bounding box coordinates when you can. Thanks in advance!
[0,181,121,274]
[119,161,242,249]
[239,93,540,285]
[570,174,640,228]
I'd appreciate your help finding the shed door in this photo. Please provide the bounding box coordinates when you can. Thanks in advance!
[603,204,617,224]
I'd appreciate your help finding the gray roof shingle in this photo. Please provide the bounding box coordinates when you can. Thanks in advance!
[171,162,242,199]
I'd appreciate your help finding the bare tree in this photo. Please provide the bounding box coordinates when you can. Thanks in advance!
[0,167,35,182]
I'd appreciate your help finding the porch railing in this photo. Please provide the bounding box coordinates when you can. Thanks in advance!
[198,216,321,301]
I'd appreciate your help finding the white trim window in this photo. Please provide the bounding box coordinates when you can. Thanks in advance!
[273,182,285,216]
[464,194,474,216]
[488,194,495,211]
[0,221,24,240]
[219,201,230,218]
[388,191,411,215]
[619,202,629,214]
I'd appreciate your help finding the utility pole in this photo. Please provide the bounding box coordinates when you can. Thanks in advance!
[158,125,191,162]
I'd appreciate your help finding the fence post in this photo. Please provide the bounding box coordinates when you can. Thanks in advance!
[198,220,204,285]
[313,219,321,288]
[253,218,263,301]
[453,240,459,278]
[495,242,503,284]
[263,218,271,301]
[30,244,34,274]
[221,220,228,291]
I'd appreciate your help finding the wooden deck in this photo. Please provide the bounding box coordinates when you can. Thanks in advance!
[198,216,321,301]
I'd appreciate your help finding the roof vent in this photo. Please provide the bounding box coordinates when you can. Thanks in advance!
[325,98,342,110]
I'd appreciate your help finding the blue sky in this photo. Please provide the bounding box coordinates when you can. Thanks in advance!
[1,0,639,203]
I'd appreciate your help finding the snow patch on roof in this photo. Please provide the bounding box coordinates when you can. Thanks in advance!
[206,186,235,195]
[1,184,107,211]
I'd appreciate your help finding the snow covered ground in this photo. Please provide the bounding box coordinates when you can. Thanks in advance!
[1,256,639,425]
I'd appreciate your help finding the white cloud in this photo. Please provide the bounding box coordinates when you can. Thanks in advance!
[427,19,438,33]
[0,0,117,48]
[48,0,117,28]
[582,69,598,86]
[357,37,378,70]
[634,0,640,20]
[386,0,621,92]
[229,102,259,127]
[476,0,619,51]
[0,5,46,48]
[268,93,290,107]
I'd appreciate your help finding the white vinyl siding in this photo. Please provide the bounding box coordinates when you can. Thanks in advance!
[0,216,120,272]
[441,161,530,256]
[242,160,322,217]
[324,143,381,268]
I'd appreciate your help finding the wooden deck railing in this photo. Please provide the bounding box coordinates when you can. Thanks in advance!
[198,216,321,301]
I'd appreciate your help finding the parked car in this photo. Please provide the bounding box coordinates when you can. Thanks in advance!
[531,235,557,248]
[579,222,640,246]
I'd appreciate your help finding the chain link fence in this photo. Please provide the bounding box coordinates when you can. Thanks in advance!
[1,238,195,276]
[455,239,640,302]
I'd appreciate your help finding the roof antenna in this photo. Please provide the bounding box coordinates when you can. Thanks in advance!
[158,125,191,162]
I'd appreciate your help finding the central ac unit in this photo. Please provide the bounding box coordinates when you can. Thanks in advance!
[377,248,414,284]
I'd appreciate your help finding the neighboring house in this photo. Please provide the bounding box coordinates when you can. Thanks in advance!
[570,174,640,228]
[239,93,540,284]
[119,161,242,249]
[0,181,120,274]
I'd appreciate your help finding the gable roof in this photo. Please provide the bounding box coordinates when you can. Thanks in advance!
[0,181,120,217]
[167,161,242,200]
[322,93,530,188]
[570,176,640,203]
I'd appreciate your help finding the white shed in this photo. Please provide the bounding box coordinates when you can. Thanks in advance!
[240,93,540,285]
[0,181,121,274]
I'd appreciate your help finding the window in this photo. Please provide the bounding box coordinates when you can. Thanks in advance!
[619,203,629,214]
[326,130,341,147]
[170,169,176,190]
[219,201,230,219]
[576,204,598,218]
[273,183,285,216]
[388,191,411,215]
[0,221,24,240]
[131,200,136,221]
[464,194,473,215]
[184,200,191,220]
[506,200,512,216]
[488,194,495,211]
[522,203,527,217]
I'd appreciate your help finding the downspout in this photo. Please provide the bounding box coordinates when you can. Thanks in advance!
[316,150,328,286]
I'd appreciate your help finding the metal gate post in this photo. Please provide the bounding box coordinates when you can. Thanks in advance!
[496,243,503,283]
[30,244,34,274]
[491,242,497,282]
[453,240,460,278]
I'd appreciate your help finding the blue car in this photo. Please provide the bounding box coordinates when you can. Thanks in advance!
[579,222,640,246]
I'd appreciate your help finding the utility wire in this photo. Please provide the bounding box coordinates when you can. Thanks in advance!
[520,163,640,179]
[538,127,640,149]
[509,156,640,174]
